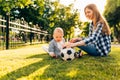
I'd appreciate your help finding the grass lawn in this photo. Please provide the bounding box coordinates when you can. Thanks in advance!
[0,44,120,80]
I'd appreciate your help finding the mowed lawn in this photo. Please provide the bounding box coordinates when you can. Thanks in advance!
[0,44,120,80]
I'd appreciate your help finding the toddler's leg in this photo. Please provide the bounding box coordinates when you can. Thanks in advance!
[42,46,49,53]
[42,46,57,58]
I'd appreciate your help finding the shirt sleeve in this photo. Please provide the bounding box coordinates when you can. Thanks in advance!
[48,40,55,53]
[83,23,103,45]
[88,23,93,37]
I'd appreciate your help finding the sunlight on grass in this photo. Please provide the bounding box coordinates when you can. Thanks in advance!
[0,58,43,77]
[0,44,120,80]
[66,69,77,78]
[47,78,53,80]
[111,47,120,61]
[17,65,50,80]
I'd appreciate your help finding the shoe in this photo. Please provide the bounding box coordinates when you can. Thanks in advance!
[75,50,82,58]
[78,50,83,58]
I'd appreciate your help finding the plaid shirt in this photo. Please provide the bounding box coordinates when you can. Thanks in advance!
[83,22,111,56]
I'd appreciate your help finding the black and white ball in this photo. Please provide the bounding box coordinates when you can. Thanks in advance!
[61,48,76,61]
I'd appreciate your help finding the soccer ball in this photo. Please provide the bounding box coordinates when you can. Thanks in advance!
[61,48,76,61]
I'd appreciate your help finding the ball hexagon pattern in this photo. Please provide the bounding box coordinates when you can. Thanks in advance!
[61,48,76,61]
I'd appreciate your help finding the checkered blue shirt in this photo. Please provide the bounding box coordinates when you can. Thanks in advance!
[83,22,111,56]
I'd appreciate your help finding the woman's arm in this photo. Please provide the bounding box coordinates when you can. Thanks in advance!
[69,37,83,43]
[65,23,103,48]
[65,40,85,48]
[72,40,85,47]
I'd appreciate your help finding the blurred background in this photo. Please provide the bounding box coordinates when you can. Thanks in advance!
[0,0,120,50]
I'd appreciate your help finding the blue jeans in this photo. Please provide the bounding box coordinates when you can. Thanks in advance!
[78,44,101,56]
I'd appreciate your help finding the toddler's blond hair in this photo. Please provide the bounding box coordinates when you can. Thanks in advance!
[53,27,64,35]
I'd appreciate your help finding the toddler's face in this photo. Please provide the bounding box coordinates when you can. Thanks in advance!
[53,33,63,42]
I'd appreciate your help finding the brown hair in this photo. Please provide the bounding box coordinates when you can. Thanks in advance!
[84,4,111,35]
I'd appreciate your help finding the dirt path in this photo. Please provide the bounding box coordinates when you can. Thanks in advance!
[0,43,119,54]
[0,44,48,54]
[112,44,120,47]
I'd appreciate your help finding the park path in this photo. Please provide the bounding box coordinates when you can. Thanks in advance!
[111,44,120,47]
[0,44,48,54]
[0,44,119,54]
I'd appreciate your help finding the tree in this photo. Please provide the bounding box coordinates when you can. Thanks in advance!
[0,0,82,40]
[0,0,33,16]
[104,0,120,43]
[46,1,81,40]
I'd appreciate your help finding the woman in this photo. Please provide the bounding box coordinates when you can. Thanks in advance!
[65,4,111,56]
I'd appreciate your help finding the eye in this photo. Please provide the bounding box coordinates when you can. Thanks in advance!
[87,11,90,13]
[86,11,91,14]
[59,36,62,38]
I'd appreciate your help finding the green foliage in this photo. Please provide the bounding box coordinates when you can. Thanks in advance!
[104,0,120,15]
[44,1,81,39]
[80,22,89,37]
[0,0,82,39]
[0,0,33,16]
[104,0,120,43]
[0,44,120,80]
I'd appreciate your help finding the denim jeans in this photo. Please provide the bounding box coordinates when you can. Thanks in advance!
[78,44,101,56]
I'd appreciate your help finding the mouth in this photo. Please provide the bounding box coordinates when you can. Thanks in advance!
[87,16,92,20]
[57,40,60,42]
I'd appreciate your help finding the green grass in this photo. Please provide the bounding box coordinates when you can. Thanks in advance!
[0,44,120,80]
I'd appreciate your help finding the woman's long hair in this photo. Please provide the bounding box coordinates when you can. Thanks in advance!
[84,4,111,35]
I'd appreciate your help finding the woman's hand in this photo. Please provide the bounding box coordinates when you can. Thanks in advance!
[63,40,85,48]
[63,42,77,48]
[69,38,82,43]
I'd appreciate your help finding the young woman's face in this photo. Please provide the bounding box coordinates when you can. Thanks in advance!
[53,33,63,42]
[85,8,94,20]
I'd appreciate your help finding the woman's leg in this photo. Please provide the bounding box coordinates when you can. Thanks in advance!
[78,44,100,56]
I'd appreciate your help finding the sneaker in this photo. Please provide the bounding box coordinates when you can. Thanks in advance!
[78,50,83,57]
[75,50,83,58]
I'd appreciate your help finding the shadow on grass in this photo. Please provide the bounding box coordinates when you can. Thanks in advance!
[0,53,49,80]
[0,53,119,80]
